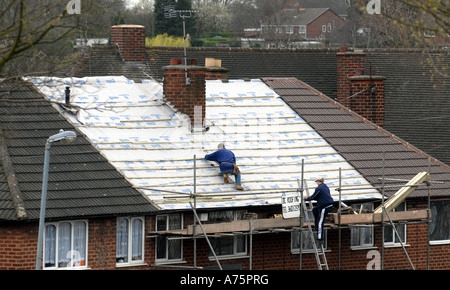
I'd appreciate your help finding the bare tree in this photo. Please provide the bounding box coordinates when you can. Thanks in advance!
[0,0,82,75]
[0,0,128,77]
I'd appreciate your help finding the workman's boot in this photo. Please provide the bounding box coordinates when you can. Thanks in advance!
[223,174,229,183]
[236,185,244,190]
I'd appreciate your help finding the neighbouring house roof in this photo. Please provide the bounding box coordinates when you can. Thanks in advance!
[263,8,332,26]
[31,76,383,210]
[142,47,450,166]
[298,0,350,17]
[0,80,159,221]
[263,77,450,199]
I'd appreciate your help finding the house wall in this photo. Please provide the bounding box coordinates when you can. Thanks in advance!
[0,222,37,270]
[0,216,157,270]
[306,10,345,39]
[2,200,449,270]
[161,199,449,270]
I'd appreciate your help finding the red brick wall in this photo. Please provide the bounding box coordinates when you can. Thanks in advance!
[307,10,345,39]
[337,51,386,128]
[2,201,449,270]
[0,216,156,270]
[337,51,366,106]
[110,25,146,63]
[163,66,206,128]
[0,222,37,270]
[348,77,386,127]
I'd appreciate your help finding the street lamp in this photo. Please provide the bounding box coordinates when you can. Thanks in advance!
[36,130,77,270]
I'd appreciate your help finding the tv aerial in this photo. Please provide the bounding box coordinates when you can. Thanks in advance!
[164,5,198,85]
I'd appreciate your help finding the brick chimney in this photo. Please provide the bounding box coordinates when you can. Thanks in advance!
[337,48,386,128]
[348,75,386,127]
[110,25,146,63]
[163,59,228,130]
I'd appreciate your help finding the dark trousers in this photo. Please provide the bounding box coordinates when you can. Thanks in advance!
[312,205,332,240]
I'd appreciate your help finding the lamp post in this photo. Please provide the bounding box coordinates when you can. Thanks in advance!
[36,130,77,270]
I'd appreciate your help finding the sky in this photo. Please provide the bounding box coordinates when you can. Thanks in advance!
[125,0,140,8]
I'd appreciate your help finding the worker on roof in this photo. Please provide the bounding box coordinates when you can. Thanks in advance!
[205,143,243,191]
[305,178,334,241]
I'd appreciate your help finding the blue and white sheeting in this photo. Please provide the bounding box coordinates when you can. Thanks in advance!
[30,76,381,210]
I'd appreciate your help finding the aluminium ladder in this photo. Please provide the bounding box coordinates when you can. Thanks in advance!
[302,181,329,270]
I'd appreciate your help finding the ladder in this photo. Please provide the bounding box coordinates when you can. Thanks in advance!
[302,181,329,270]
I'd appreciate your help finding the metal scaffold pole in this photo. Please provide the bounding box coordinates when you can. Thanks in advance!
[338,167,342,270]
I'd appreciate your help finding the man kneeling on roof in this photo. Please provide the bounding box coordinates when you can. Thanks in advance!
[305,178,334,241]
[205,143,243,191]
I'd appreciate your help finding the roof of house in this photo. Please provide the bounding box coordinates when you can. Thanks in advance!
[297,0,349,17]
[0,80,159,221]
[263,77,450,199]
[30,74,450,211]
[263,7,334,26]
[31,76,384,210]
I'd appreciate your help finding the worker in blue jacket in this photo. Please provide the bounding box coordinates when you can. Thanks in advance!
[305,178,334,241]
[205,143,243,190]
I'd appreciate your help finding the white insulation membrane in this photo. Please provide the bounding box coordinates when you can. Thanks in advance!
[31,76,381,210]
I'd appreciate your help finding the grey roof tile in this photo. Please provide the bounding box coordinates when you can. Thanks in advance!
[0,80,159,221]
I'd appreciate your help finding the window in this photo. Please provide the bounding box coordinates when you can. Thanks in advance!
[208,210,247,258]
[156,214,183,262]
[430,200,450,243]
[116,217,145,265]
[299,25,306,34]
[44,220,88,269]
[322,25,327,33]
[350,203,374,248]
[384,202,407,245]
[291,210,327,252]
[286,26,294,34]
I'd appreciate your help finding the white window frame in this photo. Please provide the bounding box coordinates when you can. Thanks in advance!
[155,214,184,263]
[322,25,327,33]
[43,220,88,270]
[299,25,306,34]
[383,202,407,246]
[116,217,145,266]
[286,26,294,34]
[350,203,375,249]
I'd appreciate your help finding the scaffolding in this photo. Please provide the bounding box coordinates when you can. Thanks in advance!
[148,154,437,270]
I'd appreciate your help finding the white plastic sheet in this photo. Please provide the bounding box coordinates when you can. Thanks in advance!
[30,76,381,210]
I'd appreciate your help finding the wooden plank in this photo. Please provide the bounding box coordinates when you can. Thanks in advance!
[187,218,303,235]
[334,210,428,225]
[373,210,428,223]
[374,172,429,214]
